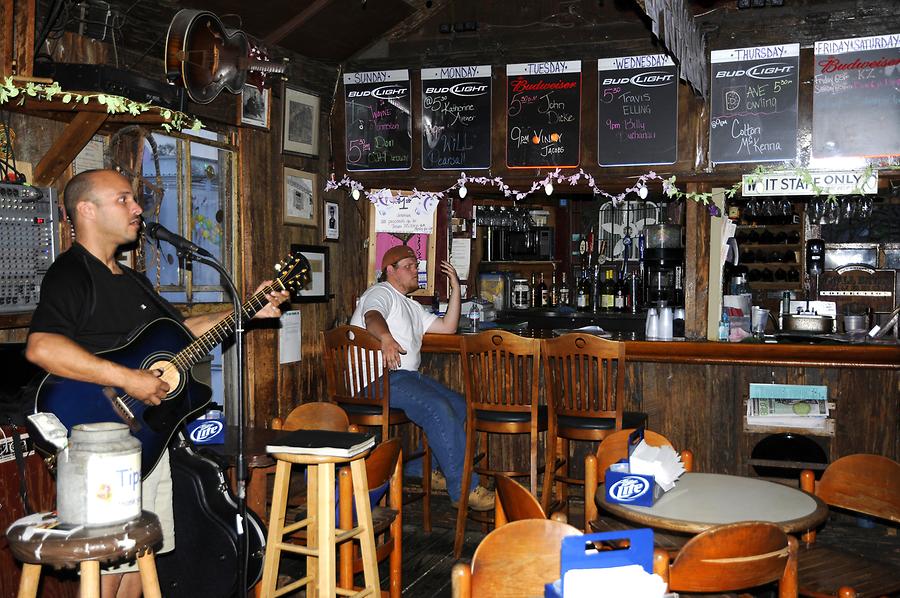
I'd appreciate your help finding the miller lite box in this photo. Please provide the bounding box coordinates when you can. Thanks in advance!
[185,409,226,445]
[604,428,664,507]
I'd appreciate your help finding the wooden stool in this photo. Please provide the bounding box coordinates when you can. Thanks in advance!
[260,450,380,598]
[7,510,163,598]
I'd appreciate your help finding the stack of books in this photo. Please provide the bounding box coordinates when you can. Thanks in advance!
[266,430,375,458]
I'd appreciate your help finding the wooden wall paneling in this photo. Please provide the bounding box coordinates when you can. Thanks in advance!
[684,186,711,339]
[12,0,34,76]
[1,0,13,75]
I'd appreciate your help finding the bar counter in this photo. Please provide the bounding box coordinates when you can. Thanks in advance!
[419,331,900,476]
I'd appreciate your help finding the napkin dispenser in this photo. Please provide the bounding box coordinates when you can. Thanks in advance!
[604,428,663,507]
[185,409,226,445]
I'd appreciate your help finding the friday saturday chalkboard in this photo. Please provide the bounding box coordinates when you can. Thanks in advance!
[709,44,800,164]
[421,65,492,170]
[343,69,412,171]
[506,61,581,168]
[813,33,900,159]
[597,54,678,167]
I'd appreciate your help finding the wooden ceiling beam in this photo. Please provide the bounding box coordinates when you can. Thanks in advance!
[262,0,332,47]
[33,111,108,186]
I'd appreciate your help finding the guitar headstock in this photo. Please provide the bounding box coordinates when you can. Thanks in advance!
[274,251,312,294]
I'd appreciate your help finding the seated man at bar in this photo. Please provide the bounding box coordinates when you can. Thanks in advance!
[351,245,494,511]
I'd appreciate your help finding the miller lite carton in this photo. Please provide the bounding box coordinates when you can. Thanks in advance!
[185,409,226,445]
[604,428,665,508]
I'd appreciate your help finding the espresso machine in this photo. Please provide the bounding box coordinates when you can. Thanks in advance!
[784,238,837,333]
[643,224,684,307]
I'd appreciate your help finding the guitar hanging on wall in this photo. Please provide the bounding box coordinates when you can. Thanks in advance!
[164,9,287,104]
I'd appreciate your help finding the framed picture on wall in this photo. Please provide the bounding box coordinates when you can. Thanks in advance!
[289,244,329,303]
[239,84,271,129]
[283,167,317,226]
[324,201,339,240]
[282,86,320,156]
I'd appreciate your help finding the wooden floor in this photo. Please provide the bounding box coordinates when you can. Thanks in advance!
[276,484,900,597]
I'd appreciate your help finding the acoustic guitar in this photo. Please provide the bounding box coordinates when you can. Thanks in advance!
[165,9,287,104]
[33,251,310,478]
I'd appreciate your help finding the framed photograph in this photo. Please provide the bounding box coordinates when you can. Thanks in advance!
[324,201,339,241]
[282,86,320,156]
[283,167,317,226]
[289,244,329,303]
[239,85,270,129]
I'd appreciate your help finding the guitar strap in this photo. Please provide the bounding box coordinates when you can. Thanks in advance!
[120,266,186,324]
[6,421,34,515]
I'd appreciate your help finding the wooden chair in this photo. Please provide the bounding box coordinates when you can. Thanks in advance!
[540,333,648,514]
[652,521,797,596]
[321,325,432,532]
[584,427,693,531]
[494,473,567,528]
[451,519,582,598]
[454,330,544,557]
[797,454,900,598]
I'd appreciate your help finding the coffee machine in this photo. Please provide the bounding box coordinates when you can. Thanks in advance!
[643,224,684,307]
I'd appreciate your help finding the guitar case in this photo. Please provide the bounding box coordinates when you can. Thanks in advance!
[156,438,266,597]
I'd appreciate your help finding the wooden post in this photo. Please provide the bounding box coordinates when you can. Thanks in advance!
[13,0,35,77]
[684,185,711,338]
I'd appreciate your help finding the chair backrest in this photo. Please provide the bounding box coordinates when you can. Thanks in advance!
[273,401,350,432]
[495,474,546,525]
[470,519,581,596]
[812,454,900,523]
[594,427,688,482]
[541,334,625,422]
[321,325,390,409]
[460,330,541,414]
[658,522,797,594]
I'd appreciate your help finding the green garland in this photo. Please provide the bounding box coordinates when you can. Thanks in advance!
[0,77,202,132]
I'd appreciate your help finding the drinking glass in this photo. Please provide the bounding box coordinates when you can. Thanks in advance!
[807,198,824,224]
[857,196,874,220]
[824,199,840,224]
[840,196,856,221]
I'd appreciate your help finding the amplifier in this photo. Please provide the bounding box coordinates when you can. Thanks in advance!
[33,62,187,112]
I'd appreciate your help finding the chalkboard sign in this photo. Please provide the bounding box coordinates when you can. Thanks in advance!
[421,65,491,170]
[343,69,412,171]
[813,34,900,159]
[597,54,678,167]
[506,61,581,168]
[709,44,799,164]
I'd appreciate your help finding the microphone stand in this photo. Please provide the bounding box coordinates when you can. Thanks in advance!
[184,248,250,597]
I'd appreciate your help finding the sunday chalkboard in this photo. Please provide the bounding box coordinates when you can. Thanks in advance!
[344,69,412,171]
[597,54,678,167]
[506,61,581,168]
[709,44,799,164]
[421,65,491,170]
[813,34,900,159]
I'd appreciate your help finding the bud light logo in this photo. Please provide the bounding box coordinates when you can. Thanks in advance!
[347,85,408,99]
[609,476,651,502]
[424,82,488,96]
[715,63,794,80]
[189,420,224,443]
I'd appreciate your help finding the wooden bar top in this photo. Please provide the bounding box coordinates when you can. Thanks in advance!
[422,333,900,369]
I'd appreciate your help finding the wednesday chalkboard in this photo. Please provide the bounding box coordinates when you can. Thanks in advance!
[506,61,581,168]
[597,54,678,167]
[709,44,799,164]
[813,33,900,159]
[421,65,491,170]
[344,69,412,171]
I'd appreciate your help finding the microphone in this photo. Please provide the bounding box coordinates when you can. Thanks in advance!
[144,222,212,257]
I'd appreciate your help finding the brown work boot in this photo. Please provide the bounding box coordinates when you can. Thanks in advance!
[430,469,447,492]
[452,485,495,512]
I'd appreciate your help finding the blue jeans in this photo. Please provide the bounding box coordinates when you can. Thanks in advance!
[388,369,478,501]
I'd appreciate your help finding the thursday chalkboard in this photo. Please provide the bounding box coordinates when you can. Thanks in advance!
[597,54,678,167]
[421,65,491,170]
[343,69,412,171]
[506,61,581,168]
[709,44,799,164]
[813,34,900,159]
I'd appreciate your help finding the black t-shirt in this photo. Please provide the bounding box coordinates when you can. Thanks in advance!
[30,244,182,353]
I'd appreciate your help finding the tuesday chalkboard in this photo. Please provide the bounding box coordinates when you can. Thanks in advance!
[813,34,900,159]
[343,69,412,171]
[709,44,800,164]
[597,54,678,167]
[506,61,581,168]
[421,65,491,170]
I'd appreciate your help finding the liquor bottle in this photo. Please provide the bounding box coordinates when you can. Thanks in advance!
[530,273,538,308]
[559,272,570,306]
[613,271,627,312]
[592,264,603,313]
[537,273,549,307]
[601,270,615,312]
[549,271,559,307]
[576,268,592,311]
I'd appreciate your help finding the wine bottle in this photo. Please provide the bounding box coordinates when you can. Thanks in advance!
[537,273,549,308]
[559,272,570,306]
[576,269,592,311]
[613,271,626,312]
[601,270,615,312]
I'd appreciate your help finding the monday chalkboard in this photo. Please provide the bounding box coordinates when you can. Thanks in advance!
[813,34,900,159]
[709,44,799,164]
[506,61,581,168]
[597,54,678,167]
[421,65,491,170]
[343,69,412,171]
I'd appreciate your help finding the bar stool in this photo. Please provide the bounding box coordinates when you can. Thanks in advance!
[7,510,163,598]
[260,449,380,598]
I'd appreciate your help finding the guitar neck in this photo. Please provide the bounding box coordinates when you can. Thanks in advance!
[240,58,286,75]
[172,280,285,371]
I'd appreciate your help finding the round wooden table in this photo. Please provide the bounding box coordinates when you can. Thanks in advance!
[597,472,828,535]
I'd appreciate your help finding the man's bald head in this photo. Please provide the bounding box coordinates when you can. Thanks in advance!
[63,169,110,228]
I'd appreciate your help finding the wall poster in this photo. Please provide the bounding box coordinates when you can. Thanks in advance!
[421,65,492,170]
[344,69,412,171]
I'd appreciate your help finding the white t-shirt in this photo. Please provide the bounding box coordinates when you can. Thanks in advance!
[350,282,438,371]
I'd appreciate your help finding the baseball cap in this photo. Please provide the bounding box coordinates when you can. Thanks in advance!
[381,245,417,270]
